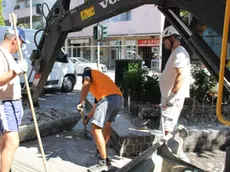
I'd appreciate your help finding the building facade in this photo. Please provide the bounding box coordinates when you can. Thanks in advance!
[3,0,165,69]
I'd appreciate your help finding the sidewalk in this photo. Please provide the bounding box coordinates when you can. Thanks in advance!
[12,128,131,172]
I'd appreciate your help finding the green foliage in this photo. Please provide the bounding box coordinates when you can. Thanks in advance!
[190,65,217,102]
[33,22,44,29]
[142,75,161,104]
[123,63,146,100]
[180,10,189,25]
[18,23,29,28]
[122,62,160,104]
[0,0,5,26]
[17,21,44,29]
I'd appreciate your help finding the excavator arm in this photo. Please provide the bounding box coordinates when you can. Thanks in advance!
[30,0,163,104]
[30,0,230,105]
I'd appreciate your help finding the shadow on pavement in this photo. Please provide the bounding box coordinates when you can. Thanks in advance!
[20,130,101,167]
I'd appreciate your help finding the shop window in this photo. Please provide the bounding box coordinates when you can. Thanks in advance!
[103,11,131,23]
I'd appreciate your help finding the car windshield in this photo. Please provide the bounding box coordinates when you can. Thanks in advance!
[77,58,90,63]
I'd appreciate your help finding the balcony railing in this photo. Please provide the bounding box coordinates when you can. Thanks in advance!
[4,6,39,20]
[13,0,37,10]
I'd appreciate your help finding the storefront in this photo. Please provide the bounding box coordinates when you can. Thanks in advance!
[137,38,161,68]
[66,38,91,60]
[108,39,136,68]
[65,36,162,70]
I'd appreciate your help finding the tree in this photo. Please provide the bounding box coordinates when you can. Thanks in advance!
[0,0,5,26]
[18,23,29,28]
[180,10,189,25]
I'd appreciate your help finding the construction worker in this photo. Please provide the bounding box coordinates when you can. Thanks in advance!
[77,67,123,168]
[159,25,190,136]
[159,25,190,162]
[0,27,29,172]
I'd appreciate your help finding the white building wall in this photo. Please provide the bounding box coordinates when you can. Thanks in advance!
[2,0,17,20]
[3,1,164,36]
[2,0,56,22]
[68,5,164,38]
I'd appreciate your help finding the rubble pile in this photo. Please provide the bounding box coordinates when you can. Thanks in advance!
[124,98,230,129]
[21,107,76,126]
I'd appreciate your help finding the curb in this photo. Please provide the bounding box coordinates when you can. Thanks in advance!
[19,114,81,143]
[85,99,230,152]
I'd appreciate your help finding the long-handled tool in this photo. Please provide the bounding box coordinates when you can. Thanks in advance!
[79,110,92,140]
[10,13,48,172]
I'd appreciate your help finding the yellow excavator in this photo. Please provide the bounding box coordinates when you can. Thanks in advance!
[28,0,229,171]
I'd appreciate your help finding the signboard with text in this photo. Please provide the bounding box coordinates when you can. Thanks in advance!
[138,39,160,46]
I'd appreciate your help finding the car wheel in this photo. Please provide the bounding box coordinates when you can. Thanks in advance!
[61,76,75,92]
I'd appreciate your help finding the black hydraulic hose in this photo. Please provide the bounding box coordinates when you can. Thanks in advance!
[34,29,44,49]
[42,3,51,22]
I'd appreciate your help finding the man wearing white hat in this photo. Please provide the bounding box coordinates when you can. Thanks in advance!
[160,25,190,135]
[159,25,191,162]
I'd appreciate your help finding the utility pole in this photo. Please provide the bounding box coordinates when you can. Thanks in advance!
[30,0,32,29]
[97,23,100,70]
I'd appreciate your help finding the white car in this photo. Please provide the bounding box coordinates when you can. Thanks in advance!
[71,57,107,74]
[0,26,77,93]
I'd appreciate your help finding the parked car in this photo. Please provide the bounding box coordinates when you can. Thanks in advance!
[71,57,107,74]
[42,51,77,92]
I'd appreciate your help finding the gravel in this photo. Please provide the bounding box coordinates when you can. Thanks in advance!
[186,150,226,172]
[21,107,76,126]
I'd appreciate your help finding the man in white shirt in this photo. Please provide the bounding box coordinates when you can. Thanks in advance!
[0,27,28,172]
[159,25,190,135]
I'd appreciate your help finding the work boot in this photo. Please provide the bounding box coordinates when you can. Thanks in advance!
[87,157,111,172]
[98,157,111,166]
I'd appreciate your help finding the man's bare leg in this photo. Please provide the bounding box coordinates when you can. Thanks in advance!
[92,124,107,159]
[1,131,19,172]
[103,122,111,145]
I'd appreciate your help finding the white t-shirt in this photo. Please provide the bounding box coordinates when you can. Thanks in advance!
[0,47,21,100]
[159,46,190,98]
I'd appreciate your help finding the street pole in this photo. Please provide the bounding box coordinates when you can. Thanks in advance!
[97,40,100,70]
[97,23,100,70]
[30,0,32,29]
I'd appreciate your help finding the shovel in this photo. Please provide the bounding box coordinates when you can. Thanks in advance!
[79,110,92,140]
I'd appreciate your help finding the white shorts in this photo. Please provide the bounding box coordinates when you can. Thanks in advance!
[160,98,184,133]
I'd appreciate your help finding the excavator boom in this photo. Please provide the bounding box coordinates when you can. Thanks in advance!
[29,0,230,171]
[30,0,229,105]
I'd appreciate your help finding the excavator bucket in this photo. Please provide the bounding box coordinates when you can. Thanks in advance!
[224,147,230,172]
[116,126,205,172]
